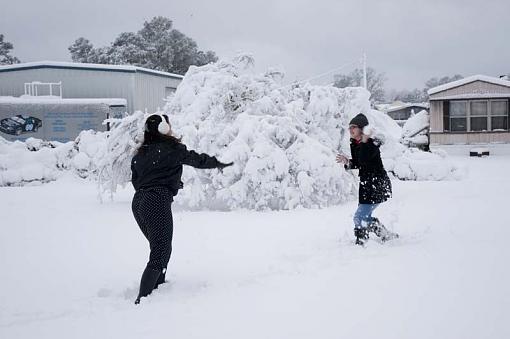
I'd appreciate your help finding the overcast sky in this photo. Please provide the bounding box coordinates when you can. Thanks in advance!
[1,0,509,90]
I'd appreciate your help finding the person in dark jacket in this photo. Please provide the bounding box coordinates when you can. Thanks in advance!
[336,113,397,245]
[131,114,232,304]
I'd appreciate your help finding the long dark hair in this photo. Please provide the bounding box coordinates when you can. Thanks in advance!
[139,114,182,149]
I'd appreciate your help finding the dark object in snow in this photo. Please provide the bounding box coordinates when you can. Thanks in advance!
[368,217,399,242]
[349,113,369,129]
[0,115,42,135]
[354,227,369,246]
[134,265,161,305]
[469,148,490,157]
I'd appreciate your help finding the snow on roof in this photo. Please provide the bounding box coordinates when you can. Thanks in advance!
[427,75,510,95]
[0,61,184,79]
[376,102,429,113]
[0,95,127,106]
[429,93,510,101]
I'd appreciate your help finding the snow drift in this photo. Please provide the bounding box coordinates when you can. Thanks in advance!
[0,56,461,209]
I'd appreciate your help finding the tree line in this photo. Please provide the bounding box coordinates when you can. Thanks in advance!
[0,23,488,103]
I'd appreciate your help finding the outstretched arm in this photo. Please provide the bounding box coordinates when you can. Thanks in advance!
[180,145,232,169]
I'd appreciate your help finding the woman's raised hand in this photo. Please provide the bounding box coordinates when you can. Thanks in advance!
[336,154,348,165]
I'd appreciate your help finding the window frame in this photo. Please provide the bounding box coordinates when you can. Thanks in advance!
[448,100,468,132]
[490,99,509,131]
[444,99,510,133]
[469,100,488,132]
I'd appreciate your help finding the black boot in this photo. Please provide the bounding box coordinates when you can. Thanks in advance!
[153,268,166,290]
[134,266,161,305]
[368,218,399,242]
[354,227,369,245]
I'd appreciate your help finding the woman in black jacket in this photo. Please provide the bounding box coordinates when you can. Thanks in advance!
[131,114,232,304]
[336,113,397,245]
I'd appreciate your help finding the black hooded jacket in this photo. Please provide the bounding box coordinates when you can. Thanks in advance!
[345,138,392,204]
[131,139,221,195]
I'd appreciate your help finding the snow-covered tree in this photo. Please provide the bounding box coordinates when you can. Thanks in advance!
[423,74,463,98]
[389,88,427,103]
[333,67,386,104]
[0,34,20,65]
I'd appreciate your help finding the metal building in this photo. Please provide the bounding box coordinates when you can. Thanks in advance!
[0,61,183,113]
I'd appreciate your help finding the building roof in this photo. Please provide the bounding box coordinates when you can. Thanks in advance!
[0,95,127,106]
[427,74,510,95]
[376,102,429,113]
[0,61,184,79]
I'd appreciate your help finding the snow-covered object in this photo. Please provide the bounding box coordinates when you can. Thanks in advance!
[402,110,429,137]
[94,111,146,200]
[0,137,74,186]
[164,57,364,210]
[162,56,460,209]
[0,57,462,208]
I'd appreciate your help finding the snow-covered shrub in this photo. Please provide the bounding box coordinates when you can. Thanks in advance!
[0,137,74,186]
[0,56,462,209]
[164,57,361,210]
[161,55,460,209]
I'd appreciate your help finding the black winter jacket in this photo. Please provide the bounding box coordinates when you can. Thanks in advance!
[345,138,392,204]
[131,140,221,194]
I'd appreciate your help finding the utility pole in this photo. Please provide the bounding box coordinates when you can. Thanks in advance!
[362,52,367,89]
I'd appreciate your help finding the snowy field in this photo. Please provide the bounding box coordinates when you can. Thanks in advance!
[1,154,509,339]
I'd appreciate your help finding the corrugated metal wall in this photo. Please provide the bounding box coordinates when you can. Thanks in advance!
[0,67,182,113]
[134,72,181,112]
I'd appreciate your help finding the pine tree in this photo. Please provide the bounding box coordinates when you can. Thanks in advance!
[67,16,218,74]
[0,34,20,65]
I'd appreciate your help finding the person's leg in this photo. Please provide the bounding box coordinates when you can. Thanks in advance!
[134,188,173,304]
[353,204,377,228]
[154,197,173,289]
[353,204,374,244]
[363,204,379,227]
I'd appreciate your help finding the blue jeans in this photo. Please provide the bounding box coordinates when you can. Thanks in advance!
[353,203,379,229]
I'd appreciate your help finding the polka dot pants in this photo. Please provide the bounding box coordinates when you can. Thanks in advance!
[132,186,173,271]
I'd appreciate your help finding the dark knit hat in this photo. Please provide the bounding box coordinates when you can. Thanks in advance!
[349,113,369,128]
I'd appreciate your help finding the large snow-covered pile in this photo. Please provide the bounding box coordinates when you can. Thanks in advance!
[0,56,461,209]
[162,55,460,208]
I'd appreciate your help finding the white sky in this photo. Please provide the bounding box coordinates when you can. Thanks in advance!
[1,0,509,90]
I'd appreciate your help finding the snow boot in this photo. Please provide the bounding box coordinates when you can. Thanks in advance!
[354,227,369,246]
[153,268,166,290]
[134,266,161,305]
[368,217,399,242]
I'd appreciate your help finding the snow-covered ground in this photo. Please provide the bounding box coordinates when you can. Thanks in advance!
[1,154,509,339]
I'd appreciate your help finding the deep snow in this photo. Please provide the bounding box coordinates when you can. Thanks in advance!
[1,154,509,339]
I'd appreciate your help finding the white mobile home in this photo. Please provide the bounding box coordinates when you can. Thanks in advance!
[428,75,510,145]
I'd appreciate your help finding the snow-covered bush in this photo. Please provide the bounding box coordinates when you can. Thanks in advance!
[0,56,462,209]
[161,55,460,209]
